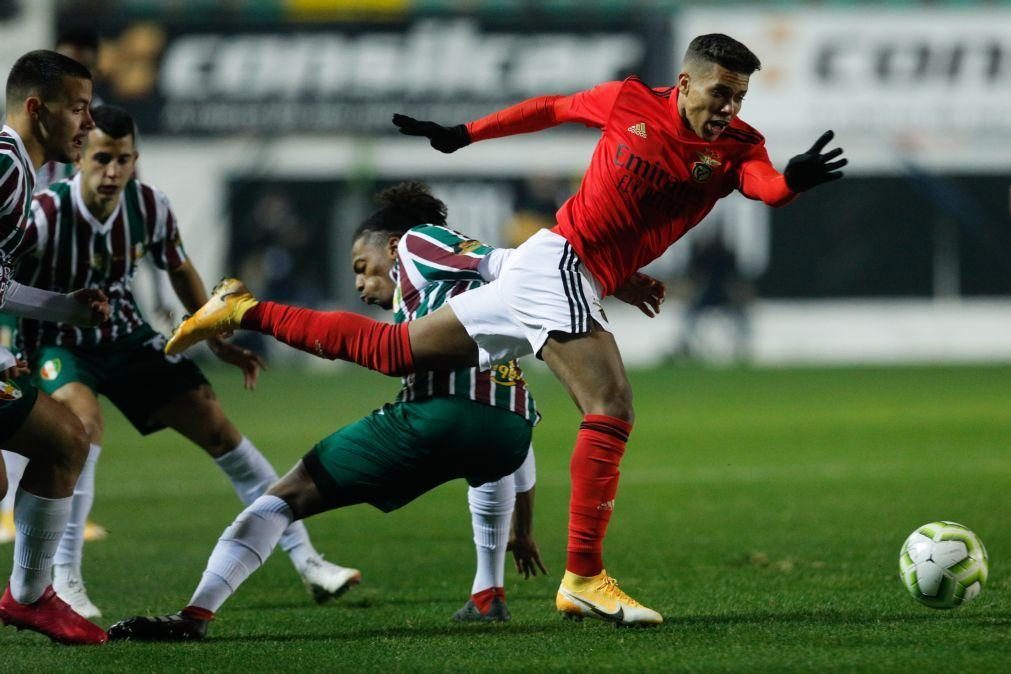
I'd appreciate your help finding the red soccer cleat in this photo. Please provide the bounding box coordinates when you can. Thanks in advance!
[0,584,108,645]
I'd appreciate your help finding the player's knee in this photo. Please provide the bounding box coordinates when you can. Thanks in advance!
[79,415,103,445]
[51,417,90,475]
[585,383,634,423]
[0,469,7,501]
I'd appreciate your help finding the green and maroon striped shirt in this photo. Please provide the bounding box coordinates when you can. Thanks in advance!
[0,125,38,307]
[393,224,538,426]
[15,174,187,350]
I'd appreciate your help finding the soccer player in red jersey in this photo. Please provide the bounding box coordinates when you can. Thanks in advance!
[167,34,844,625]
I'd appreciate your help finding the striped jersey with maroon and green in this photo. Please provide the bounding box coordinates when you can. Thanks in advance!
[394,224,538,426]
[15,173,188,350]
[0,125,38,306]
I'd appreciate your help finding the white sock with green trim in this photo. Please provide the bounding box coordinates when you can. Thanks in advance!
[213,437,320,573]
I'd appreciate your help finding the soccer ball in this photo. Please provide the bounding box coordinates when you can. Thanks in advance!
[899,521,988,609]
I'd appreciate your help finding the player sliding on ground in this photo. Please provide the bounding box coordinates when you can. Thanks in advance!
[108,182,551,640]
[163,33,845,626]
[0,50,111,645]
[10,104,360,619]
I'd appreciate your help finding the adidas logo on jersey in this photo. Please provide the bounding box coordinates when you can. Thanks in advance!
[628,122,647,139]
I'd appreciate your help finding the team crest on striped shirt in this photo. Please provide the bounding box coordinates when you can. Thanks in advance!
[456,240,482,254]
[628,122,647,139]
[0,378,22,402]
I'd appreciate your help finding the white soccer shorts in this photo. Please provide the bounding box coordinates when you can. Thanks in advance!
[448,229,611,370]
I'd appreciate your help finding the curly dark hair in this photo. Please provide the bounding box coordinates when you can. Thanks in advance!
[684,34,761,75]
[353,181,448,242]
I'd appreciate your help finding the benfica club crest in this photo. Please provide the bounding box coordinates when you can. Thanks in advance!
[691,151,722,183]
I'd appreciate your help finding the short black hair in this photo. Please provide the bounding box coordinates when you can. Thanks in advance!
[5,49,92,108]
[56,25,100,52]
[684,34,761,75]
[353,181,448,242]
[91,105,136,142]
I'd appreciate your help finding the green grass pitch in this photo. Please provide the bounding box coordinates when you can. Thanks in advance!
[2,363,1009,671]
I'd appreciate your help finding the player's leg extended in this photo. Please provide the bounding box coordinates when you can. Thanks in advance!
[107,460,327,642]
[153,385,360,602]
[541,327,661,625]
[0,392,107,644]
[165,278,478,374]
[48,383,103,619]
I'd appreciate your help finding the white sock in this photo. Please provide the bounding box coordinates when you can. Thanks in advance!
[9,488,72,604]
[213,437,319,572]
[52,444,100,570]
[1,450,30,515]
[188,495,292,613]
[468,474,515,595]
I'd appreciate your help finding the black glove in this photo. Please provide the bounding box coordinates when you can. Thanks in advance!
[784,130,847,192]
[392,114,470,154]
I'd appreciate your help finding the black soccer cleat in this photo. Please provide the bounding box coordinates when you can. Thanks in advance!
[107,612,209,641]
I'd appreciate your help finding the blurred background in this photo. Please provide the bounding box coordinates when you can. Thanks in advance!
[2,0,1009,367]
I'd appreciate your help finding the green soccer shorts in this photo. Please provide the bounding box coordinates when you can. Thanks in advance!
[33,324,208,435]
[303,396,533,513]
[0,372,39,444]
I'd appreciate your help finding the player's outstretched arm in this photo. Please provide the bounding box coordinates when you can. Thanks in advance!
[394,83,619,151]
[392,115,471,153]
[0,281,110,327]
[784,130,847,192]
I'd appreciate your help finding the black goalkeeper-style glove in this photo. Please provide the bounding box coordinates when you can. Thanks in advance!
[784,130,847,192]
[392,114,470,153]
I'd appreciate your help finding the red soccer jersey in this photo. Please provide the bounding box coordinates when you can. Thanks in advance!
[466,77,794,296]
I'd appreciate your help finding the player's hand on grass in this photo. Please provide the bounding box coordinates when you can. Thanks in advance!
[613,272,665,317]
[508,533,548,579]
[71,288,111,327]
[392,114,470,153]
[208,336,266,390]
[784,130,847,192]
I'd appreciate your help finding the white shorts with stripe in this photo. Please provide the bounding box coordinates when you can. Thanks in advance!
[447,229,611,370]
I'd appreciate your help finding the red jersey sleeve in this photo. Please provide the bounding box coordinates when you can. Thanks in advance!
[466,81,622,142]
[737,144,796,208]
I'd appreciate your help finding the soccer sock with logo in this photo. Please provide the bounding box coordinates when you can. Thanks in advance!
[213,437,320,573]
[566,414,631,578]
[0,450,29,518]
[468,475,515,595]
[241,302,414,376]
[52,443,100,572]
[9,489,72,604]
[186,495,292,614]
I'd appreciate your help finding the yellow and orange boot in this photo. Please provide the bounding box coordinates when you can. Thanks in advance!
[556,569,662,626]
[165,278,258,355]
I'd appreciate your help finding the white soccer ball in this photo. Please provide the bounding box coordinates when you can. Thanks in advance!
[899,521,988,609]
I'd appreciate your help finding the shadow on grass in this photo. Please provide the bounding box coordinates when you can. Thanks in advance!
[664,607,1011,628]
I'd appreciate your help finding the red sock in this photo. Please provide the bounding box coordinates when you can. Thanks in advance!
[181,605,214,622]
[566,414,631,577]
[242,301,414,376]
[471,586,505,614]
